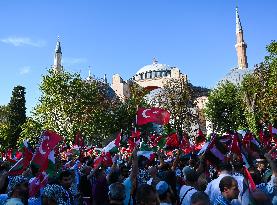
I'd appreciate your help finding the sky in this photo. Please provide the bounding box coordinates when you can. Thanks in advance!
[0,0,276,115]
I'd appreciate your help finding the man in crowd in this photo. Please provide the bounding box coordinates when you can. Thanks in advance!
[190,191,211,205]
[108,182,126,205]
[205,163,232,202]
[179,166,198,205]
[156,181,174,205]
[136,184,158,205]
[215,176,240,205]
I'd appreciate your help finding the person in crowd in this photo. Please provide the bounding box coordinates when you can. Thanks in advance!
[231,161,249,205]
[205,162,232,202]
[0,169,8,205]
[250,189,273,205]
[147,166,160,188]
[179,166,198,205]
[108,182,126,205]
[42,184,72,205]
[5,176,29,205]
[89,166,109,205]
[190,191,211,205]
[136,184,158,205]
[255,158,270,182]
[215,176,240,205]
[58,170,74,205]
[155,181,174,205]
[107,147,138,205]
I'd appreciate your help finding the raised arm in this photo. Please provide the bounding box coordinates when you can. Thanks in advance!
[130,147,138,182]
[264,146,277,175]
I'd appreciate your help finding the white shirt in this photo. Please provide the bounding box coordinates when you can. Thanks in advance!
[205,173,230,202]
[179,185,197,205]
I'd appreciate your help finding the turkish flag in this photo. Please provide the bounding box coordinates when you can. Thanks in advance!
[31,130,63,171]
[229,133,242,160]
[180,135,192,154]
[166,133,179,149]
[137,107,170,126]
[29,172,48,197]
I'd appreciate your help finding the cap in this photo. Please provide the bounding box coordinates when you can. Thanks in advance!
[156,181,169,195]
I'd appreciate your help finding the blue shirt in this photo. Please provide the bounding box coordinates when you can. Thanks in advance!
[215,195,232,205]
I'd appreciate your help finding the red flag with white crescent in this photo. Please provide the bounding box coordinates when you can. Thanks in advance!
[137,107,170,126]
[31,130,63,171]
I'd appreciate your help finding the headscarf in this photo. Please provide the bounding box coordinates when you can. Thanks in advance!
[42,184,71,205]
[7,176,28,197]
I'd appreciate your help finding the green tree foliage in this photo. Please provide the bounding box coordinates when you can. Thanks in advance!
[150,77,198,136]
[32,70,123,145]
[205,82,247,133]
[6,86,27,148]
[0,105,9,124]
[0,123,9,150]
[30,70,148,146]
[241,41,277,128]
[19,118,43,147]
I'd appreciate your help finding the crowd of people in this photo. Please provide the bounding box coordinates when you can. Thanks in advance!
[0,142,276,205]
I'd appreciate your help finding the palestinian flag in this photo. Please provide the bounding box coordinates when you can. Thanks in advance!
[40,150,56,177]
[8,140,33,176]
[102,132,121,154]
[140,139,152,151]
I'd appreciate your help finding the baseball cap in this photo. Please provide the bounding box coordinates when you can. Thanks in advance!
[156,181,169,195]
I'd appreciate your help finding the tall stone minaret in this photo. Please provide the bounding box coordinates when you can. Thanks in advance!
[52,37,63,73]
[235,7,248,69]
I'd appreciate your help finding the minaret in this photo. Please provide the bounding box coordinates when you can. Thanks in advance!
[53,37,63,73]
[235,7,248,69]
[86,66,94,81]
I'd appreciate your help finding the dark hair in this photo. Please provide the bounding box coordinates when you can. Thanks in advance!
[108,171,120,185]
[219,162,232,172]
[232,161,244,172]
[219,176,236,192]
[58,170,72,181]
[191,191,210,205]
[109,182,126,201]
[185,170,198,183]
[136,184,157,204]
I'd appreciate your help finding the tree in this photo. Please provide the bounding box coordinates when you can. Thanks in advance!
[150,77,198,136]
[7,86,26,147]
[205,81,247,133]
[0,105,9,124]
[32,70,124,145]
[241,41,277,129]
[18,118,43,147]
